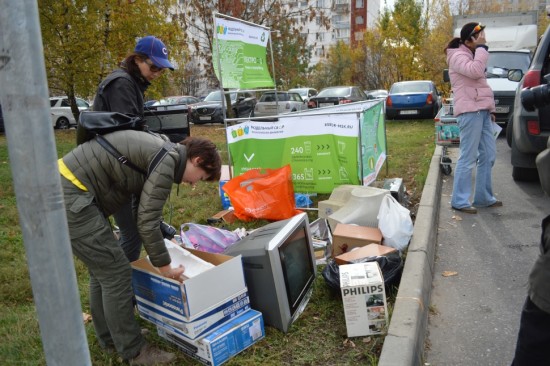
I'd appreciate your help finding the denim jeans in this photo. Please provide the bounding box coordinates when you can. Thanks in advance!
[451,110,498,208]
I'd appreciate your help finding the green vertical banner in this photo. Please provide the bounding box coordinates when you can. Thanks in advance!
[213,16,275,89]
[360,101,386,185]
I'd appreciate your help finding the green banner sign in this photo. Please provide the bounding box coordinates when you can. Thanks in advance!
[226,101,386,193]
[213,17,274,89]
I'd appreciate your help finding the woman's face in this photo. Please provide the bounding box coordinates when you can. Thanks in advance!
[136,57,165,82]
[182,157,209,185]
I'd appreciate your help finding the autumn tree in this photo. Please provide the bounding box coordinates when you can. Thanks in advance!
[179,0,330,91]
[39,0,186,119]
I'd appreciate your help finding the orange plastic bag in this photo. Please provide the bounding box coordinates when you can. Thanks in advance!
[222,165,302,221]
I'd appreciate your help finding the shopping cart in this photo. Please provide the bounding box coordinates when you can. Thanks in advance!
[434,103,459,175]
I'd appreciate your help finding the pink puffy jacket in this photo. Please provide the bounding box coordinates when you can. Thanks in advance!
[446,44,496,117]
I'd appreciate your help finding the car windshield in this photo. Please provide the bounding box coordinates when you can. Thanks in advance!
[317,87,350,97]
[260,93,290,102]
[391,82,431,94]
[204,91,237,102]
[289,89,307,97]
[486,52,531,78]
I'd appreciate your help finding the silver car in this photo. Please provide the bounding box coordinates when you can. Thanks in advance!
[288,87,318,103]
[254,91,306,117]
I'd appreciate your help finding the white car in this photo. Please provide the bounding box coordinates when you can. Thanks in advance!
[50,96,90,129]
[254,91,305,117]
[288,87,318,103]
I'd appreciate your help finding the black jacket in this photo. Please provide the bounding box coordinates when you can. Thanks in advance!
[92,68,149,116]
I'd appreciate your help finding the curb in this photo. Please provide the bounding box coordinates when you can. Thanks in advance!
[378,145,443,366]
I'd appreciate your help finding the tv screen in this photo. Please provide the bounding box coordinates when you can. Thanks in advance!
[224,213,316,333]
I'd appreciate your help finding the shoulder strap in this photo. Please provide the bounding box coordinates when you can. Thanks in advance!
[96,134,174,178]
[147,141,174,177]
[96,135,147,175]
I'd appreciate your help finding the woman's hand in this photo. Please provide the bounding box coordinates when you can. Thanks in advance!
[474,31,487,46]
[159,264,185,283]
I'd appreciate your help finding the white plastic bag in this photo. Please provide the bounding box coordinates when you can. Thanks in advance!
[377,195,413,251]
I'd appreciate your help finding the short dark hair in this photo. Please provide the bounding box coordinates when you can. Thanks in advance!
[180,137,222,181]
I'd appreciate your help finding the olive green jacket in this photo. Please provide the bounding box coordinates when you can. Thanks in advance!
[62,130,185,267]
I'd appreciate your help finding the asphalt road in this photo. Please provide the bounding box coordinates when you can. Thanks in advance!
[424,135,550,365]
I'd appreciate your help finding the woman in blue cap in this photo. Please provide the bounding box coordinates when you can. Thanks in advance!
[92,36,175,263]
[89,36,177,364]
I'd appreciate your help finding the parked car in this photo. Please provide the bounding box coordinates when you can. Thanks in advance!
[188,90,256,124]
[144,100,158,108]
[153,96,200,107]
[366,89,388,100]
[288,87,318,103]
[50,96,90,129]
[507,24,550,181]
[254,91,306,117]
[385,80,441,119]
[307,86,367,108]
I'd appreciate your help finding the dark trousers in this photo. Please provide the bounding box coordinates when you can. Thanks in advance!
[511,296,550,366]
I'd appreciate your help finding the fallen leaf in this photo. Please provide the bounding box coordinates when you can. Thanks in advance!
[452,215,462,221]
[82,312,92,324]
[442,271,458,277]
[362,336,372,344]
[343,338,356,348]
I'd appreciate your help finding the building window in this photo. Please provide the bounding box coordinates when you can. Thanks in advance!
[356,0,364,8]
[356,15,364,25]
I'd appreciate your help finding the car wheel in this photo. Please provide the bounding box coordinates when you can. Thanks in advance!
[512,166,539,182]
[506,118,513,148]
[56,117,70,129]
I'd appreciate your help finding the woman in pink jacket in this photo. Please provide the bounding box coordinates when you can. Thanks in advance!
[445,22,502,214]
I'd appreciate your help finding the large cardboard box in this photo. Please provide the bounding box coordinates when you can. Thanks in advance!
[137,288,250,339]
[332,224,383,257]
[157,309,265,366]
[334,244,397,265]
[340,262,388,337]
[131,243,247,337]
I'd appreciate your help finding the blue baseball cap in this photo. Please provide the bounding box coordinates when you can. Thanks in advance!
[135,36,175,71]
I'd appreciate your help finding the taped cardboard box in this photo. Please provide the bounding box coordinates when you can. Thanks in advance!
[157,309,265,366]
[131,242,247,338]
[334,244,397,265]
[332,223,383,257]
[340,262,388,337]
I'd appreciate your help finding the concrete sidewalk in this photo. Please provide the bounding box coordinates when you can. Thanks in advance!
[378,145,444,366]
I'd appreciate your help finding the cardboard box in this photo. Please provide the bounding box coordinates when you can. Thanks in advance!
[334,244,397,265]
[157,309,265,366]
[332,224,383,257]
[137,288,250,339]
[131,245,246,322]
[340,262,388,337]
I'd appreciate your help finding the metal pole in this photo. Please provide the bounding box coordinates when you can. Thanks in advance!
[0,2,91,365]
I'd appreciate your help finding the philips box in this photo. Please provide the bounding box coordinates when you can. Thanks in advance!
[136,288,250,339]
[339,262,388,337]
[157,309,265,366]
[131,243,246,326]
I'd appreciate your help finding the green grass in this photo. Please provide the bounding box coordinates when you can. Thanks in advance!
[0,119,435,365]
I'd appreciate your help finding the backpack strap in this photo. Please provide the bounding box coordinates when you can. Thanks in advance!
[96,134,174,178]
[147,141,174,177]
[96,135,147,175]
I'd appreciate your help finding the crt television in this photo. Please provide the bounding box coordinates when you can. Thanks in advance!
[224,213,317,333]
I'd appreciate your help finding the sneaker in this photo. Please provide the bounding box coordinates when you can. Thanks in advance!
[488,200,503,208]
[129,342,175,365]
[452,205,477,214]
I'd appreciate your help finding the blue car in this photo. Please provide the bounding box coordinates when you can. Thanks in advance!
[386,80,442,119]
